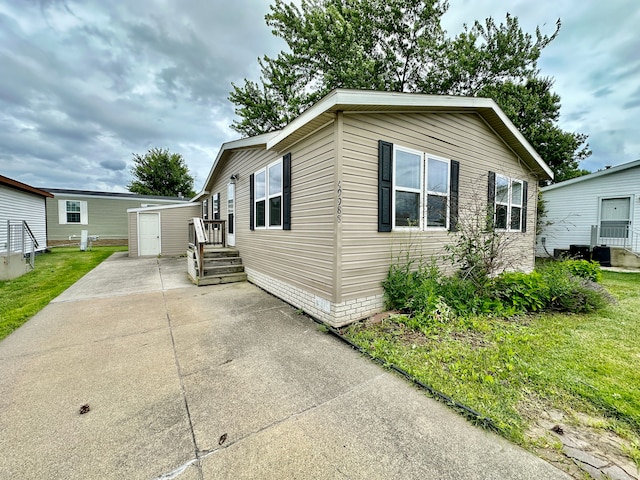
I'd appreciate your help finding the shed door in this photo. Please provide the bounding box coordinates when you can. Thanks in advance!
[600,197,630,238]
[139,213,161,256]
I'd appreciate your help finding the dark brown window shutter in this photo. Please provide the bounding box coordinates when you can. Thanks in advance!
[283,153,292,230]
[249,173,254,231]
[449,160,460,232]
[487,171,496,230]
[521,180,528,233]
[378,140,393,232]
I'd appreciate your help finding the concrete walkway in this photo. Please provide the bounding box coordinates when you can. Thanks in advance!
[0,253,571,479]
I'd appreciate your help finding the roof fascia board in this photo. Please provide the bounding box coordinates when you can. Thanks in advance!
[264,89,552,179]
[486,103,554,180]
[127,202,201,213]
[0,175,53,198]
[193,132,277,202]
[47,192,186,202]
[542,158,640,192]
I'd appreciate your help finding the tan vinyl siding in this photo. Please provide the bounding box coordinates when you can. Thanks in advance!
[159,204,201,256]
[127,204,200,257]
[207,125,336,300]
[339,112,538,301]
[128,212,138,257]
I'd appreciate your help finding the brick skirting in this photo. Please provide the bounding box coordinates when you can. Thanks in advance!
[245,267,384,327]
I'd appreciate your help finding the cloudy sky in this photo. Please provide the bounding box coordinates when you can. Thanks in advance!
[1,0,639,193]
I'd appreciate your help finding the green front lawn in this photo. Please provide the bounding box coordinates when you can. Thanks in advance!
[0,246,127,341]
[343,270,640,466]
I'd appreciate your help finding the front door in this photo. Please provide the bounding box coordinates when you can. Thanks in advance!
[600,197,631,239]
[227,182,236,246]
[139,213,160,256]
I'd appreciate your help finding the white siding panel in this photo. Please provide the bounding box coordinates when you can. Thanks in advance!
[537,167,640,256]
[0,185,48,251]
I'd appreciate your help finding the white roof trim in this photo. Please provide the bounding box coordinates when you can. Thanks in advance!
[541,158,640,192]
[264,89,552,178]
[192,131,278,201]
[127,202,201,213]
[196,89,554,197]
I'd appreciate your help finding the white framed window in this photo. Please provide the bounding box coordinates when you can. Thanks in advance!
[392,146,450,230]
[58,199,88,225]
[426,156,450,228]
[212,193,220,220]
[254,159,283,229]
[66,201,81,223]
[495,175,523,231]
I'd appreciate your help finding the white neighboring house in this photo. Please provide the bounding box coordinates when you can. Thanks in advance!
[0,175,53,279]
[537,159,640,266]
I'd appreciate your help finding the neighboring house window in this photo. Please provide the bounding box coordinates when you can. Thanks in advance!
[390,144,454,230]
[488,172,528,232]
[58,199,88,225]
[66,201,81,223]
[249,154,292,231]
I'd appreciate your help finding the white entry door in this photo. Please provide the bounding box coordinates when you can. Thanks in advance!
[139,213,160,256]
[600,197,631,238]
[227,182,236,246]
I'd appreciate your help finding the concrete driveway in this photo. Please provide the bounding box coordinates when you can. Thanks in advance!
[0,252,570,479]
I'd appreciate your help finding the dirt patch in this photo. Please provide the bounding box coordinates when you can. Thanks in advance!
[521,399,638,479]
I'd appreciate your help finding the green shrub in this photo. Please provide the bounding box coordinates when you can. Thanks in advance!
[406,277,441,314]
[382,257,609,322]
[564,259,602,283]
[536,260,608,313]
[382,261,417,310]
[491,271,549,313]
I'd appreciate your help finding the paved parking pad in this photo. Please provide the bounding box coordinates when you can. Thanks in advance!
[0,253,570,479]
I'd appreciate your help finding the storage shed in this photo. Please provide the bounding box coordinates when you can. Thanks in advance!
[128,203,201,257]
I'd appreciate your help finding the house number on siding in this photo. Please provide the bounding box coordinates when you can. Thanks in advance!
[336,180,342,223]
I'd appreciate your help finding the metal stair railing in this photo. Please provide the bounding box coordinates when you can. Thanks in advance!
[591,224,640,255]
[6,220,39,269]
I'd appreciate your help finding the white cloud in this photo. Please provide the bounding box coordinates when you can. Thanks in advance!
[0,0,639,192]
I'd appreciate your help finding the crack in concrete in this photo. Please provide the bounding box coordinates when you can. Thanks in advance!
[161,262,203,480]
[202,372,388,455]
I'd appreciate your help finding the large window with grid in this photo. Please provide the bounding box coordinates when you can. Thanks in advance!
[393,145,452,230]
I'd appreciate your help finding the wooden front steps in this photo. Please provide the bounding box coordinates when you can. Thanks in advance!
[187,247,247,286]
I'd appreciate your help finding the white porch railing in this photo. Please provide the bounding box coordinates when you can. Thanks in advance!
[591,224,640,254]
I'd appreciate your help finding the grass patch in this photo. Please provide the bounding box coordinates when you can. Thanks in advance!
[0,246,127,341]
[344,270,640,461]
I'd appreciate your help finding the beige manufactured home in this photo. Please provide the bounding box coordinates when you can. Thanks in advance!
[193,89,553,326]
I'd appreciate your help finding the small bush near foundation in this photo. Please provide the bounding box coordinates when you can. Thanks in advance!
[383,258,609,319]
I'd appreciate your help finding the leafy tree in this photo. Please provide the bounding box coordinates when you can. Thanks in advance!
[230,0,447,136]
[229,0,590,181]
[128,148,196,198]
[479,78,591,183]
